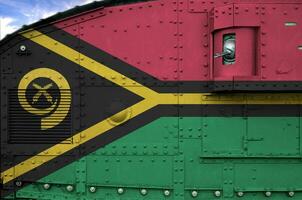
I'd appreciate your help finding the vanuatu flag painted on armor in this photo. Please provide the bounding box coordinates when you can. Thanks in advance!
[1,0,302,199]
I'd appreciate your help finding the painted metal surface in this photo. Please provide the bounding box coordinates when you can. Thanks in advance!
[1,0,302,199]
[6,117,302,199]
[54,0,302,84]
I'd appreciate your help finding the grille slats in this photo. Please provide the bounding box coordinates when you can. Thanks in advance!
[8,89,72,144]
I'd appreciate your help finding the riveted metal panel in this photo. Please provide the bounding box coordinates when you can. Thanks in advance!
[247,117,300,157]
[260,4,302,81]
[234,163,302,191]
[2,1,302,200]
[86,156,173,188]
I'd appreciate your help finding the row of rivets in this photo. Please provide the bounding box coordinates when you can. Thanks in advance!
[87,187,171,196]
[25,182,298,198]
[192,190,221,198]
[264,191,295,197]
[43,184,74,192]
[190,190,296,198]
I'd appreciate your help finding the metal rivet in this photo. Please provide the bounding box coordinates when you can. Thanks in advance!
[191,190,198,197]
[89,186,96,193]
[19,45,27,52]
[43,183,50,190]
[214,190,221,197]
[140,189,147,195]
[265,191,272,197]
[66,185,74,192]
[164,190,170,196]
[237,191,244,197]
[117,188,124,194]
[298,46,302,50]
[288,191,295,197]
[15,181,22,187]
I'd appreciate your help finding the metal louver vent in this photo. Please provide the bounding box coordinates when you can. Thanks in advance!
[8,89,72,144]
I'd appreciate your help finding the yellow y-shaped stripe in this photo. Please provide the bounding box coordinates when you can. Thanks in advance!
[2,30,302,184]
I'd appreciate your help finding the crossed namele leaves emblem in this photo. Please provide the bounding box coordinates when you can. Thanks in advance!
[32,83,54,104]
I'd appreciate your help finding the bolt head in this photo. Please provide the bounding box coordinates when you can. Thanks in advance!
[164,190,170,196]
[20,45,27,52]
[191,190,198,197]
[237,191,244,197]
[265,191,271,197]
[214,190,221,197]
[117,188,124,194]
[89,186,96,193]
[43,183,50,190]
[288,191,295,197]
[140,189,147,195]
[15,181,22,187]
[66,185,74,192]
